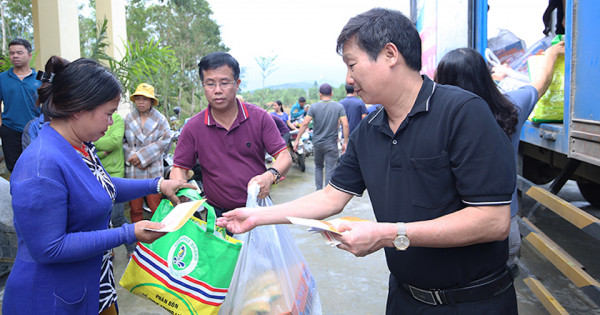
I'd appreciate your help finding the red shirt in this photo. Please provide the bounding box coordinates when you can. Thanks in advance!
[174,100,286,209]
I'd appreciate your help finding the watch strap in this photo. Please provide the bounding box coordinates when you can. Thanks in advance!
[267,167,281,184]
[397,222,406,236]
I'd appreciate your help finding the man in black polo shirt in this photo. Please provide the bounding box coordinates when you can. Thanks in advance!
[219,8,517,314]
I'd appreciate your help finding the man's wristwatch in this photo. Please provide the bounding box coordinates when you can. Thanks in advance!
[393,222,410,251]
[267,167,281,184]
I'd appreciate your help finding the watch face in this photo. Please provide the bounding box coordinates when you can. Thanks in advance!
[394,236,410,250]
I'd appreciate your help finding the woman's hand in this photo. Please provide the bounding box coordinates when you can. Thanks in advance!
[546,40,565,59]
[134,221,167,243]
[216,207,256,234]
[160,179,197,205]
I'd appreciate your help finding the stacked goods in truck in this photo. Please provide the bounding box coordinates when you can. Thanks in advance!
[488,29,526,68]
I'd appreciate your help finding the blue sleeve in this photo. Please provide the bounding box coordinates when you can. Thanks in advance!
[360,104,368,115]
[11,177,137,264]
[21,120,33,150]
[505,85,538,124]
[112,176,158,203]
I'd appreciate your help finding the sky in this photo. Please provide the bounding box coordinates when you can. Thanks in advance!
[207,0,411,91]
[487,0,549,47]
[76,0,547,92]
[206,0,549,91]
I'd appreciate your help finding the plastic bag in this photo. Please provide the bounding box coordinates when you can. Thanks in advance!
[527,35,565,123]
[219,184,322,315]
[486,48,530,93]
[487,29,526,67]
[510,35,553,73]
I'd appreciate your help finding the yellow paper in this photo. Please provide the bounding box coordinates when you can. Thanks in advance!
[145,199,205,232]
[286,216,370,246]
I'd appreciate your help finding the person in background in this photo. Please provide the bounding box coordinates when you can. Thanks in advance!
[270,109,292,144]
[294,83,349,190]
[94,112,137,258]
[21,105,49,150]
[434,42,565,264]
[339,83,368,134]
[366,104,382,114]
[123,83,172,223]
[170,52,292,213]
[290,96,307,121]
[3,56,193,315]
[219,8,517,314]
[0,38,41,172]
[272,100,296,132]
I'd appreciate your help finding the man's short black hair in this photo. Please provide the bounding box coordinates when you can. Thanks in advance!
[198,52,240,82]
[345,84,354,94]
[298,96,306,103]
[319,83,332,96]
[336,8,421,72]
[9,38,32,54]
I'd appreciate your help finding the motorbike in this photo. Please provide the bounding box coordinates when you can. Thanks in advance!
[287,129,313,172]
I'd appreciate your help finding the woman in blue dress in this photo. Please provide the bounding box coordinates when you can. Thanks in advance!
[3,56,194,315]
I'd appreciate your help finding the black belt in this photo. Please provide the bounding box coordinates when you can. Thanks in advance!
[401,264,519,306]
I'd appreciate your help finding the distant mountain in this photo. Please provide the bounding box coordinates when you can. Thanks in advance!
[246,79,346,92]
[250,81,315,91]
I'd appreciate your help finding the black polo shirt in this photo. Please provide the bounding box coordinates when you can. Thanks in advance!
[330,76,515,289]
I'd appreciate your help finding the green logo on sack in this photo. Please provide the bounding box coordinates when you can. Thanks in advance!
[168,235,199,278]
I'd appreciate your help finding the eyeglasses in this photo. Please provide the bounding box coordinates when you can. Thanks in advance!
[202,81,237,89]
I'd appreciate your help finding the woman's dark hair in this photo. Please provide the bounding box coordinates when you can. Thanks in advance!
[434,48,518,137]
[37,56,122,119]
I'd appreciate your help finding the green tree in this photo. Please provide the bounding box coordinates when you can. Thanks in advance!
[307,81,319,102]
[239,86,317,112]
[126,0,228,117]
[333,83,346,101]
[82,18,111,62]
[79,0,99,60]
[0,0,33,54]
[0,53,10,72]
[80,13,179,121]
[107,39,178,117]
[1,0,227,121]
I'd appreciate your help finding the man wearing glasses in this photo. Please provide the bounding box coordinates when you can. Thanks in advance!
[170,52,291,215]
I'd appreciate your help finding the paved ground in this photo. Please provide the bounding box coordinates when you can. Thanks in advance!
[112,157,600,314]
[111,158,390,315]
[1,156,599,314]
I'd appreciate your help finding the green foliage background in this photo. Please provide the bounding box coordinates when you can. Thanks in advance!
[0,0,351,124]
